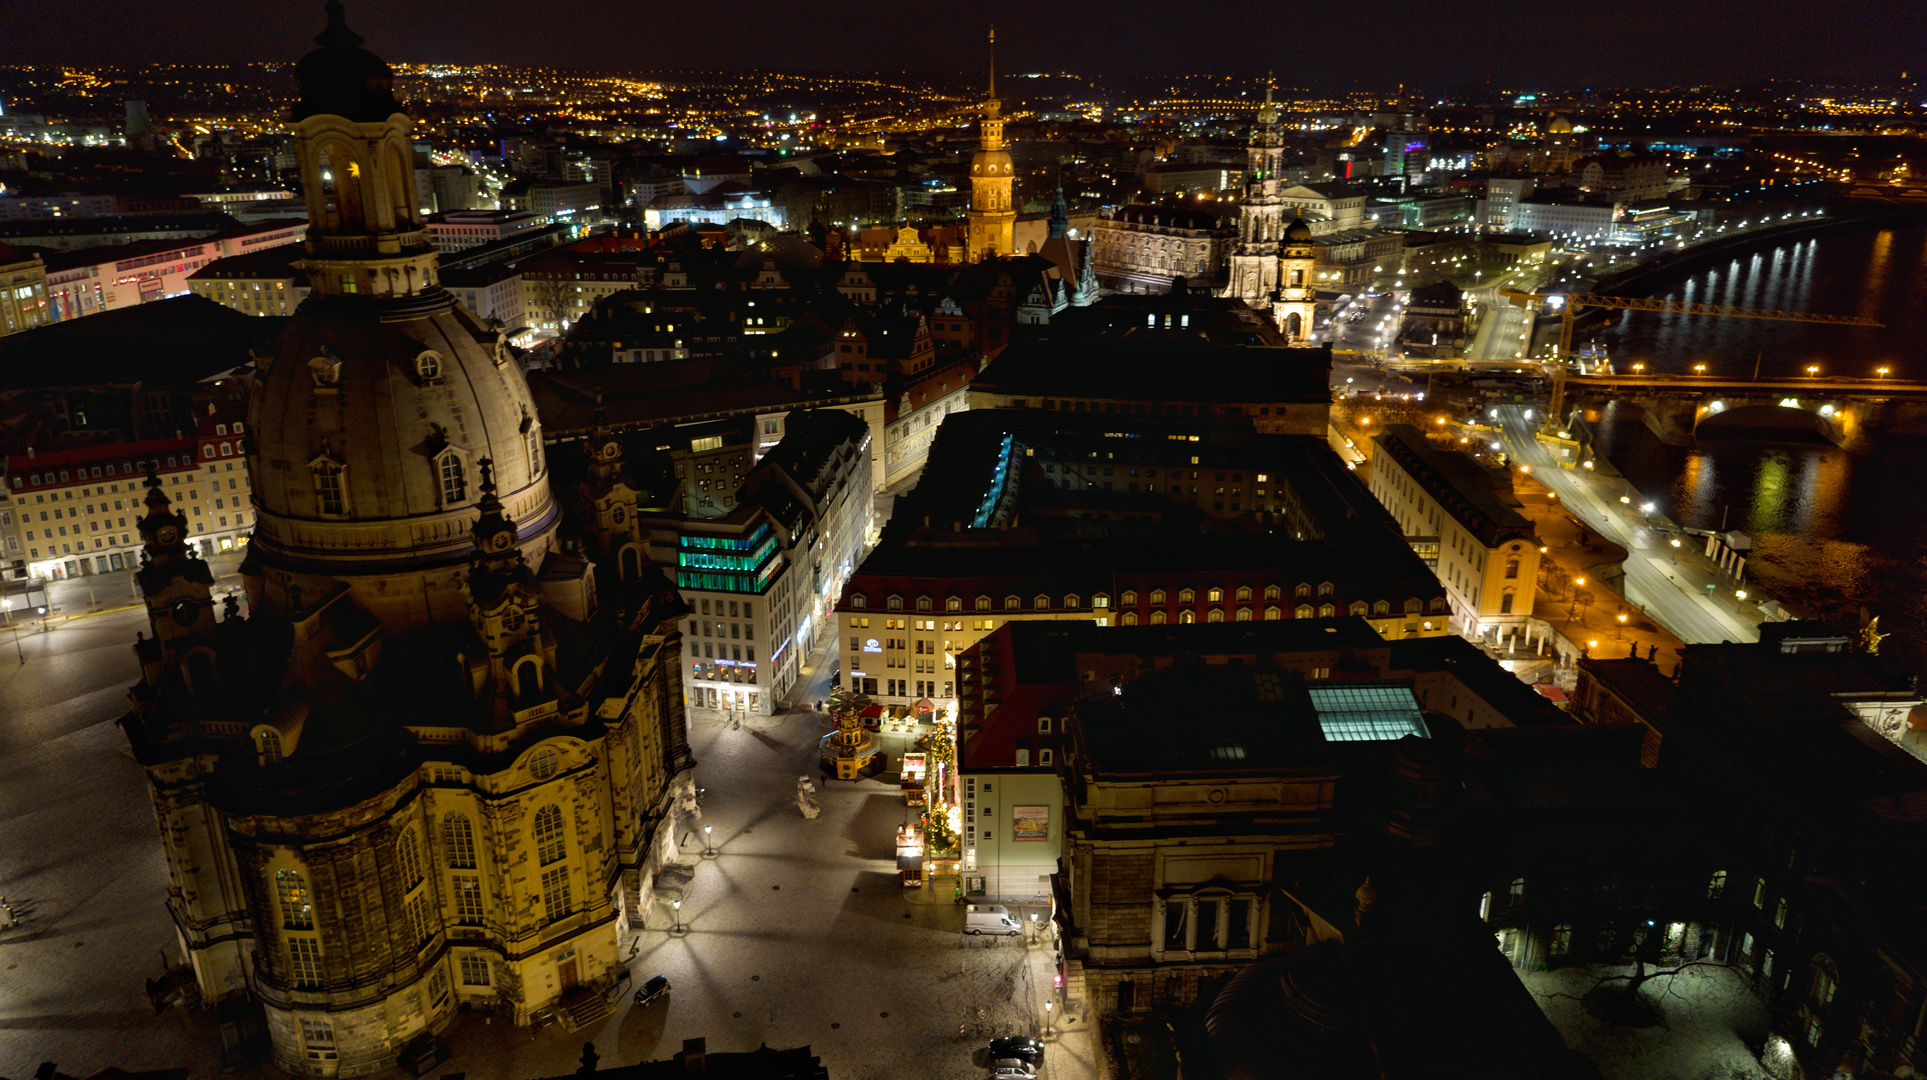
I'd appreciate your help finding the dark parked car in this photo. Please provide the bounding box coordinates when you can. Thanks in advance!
[634,974,670,1007]
[988,1035,1044,1066]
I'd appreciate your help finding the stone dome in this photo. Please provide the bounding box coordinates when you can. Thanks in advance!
[291,1,403,123]
[1548,115,1573,135]
[246,292,557,600]
[971,149,1013,177]
[1284,215,1314,242]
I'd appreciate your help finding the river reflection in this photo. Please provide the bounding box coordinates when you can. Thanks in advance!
[1588,223,1927,679]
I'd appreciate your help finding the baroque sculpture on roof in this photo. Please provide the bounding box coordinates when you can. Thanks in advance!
[118,4,697,1072]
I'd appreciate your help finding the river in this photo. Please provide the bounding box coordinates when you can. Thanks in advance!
[1587,222,1927,681]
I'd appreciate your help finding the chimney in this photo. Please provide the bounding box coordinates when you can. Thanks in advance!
[682,1038,707,1079]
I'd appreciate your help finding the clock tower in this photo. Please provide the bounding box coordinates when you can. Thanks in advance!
[966,29,1016,263]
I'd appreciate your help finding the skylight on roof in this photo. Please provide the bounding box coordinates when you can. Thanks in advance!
[1308,684,1429,743]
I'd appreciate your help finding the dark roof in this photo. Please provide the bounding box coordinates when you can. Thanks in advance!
[974,336,1330,405]
[189,244,306,282]
[1076,662,1333,775]
[1371,425,1534,546]
[0,295,274,390]
[1108,202,1233,231]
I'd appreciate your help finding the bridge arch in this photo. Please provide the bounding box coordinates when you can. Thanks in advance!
[1694,398,1843,446]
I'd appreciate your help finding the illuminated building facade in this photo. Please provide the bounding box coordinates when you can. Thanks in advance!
[1367,425,1541,643]
[119,7,697,1071]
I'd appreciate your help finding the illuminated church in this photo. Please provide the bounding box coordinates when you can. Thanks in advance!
[119,4,697,1072]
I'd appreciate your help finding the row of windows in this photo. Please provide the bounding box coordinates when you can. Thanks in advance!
[17,457,188,488]
[850,589,1439,615]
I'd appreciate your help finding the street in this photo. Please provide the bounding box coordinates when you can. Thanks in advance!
[1494,404,1759,645]
[0,608,1096,1080]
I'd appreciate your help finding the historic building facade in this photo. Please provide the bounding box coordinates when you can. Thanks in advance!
[118,7,697,1073]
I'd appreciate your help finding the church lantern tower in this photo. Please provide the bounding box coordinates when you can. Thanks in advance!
[1227,82,1288,309]
[1275,212,1318,345]
[966,29,1016,263]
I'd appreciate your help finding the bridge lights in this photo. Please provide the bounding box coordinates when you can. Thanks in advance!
[1693,364,1707,375]
[1806,365,1821,377]
[1876,366,1891,378]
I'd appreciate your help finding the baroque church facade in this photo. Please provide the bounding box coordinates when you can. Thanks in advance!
[118,4,697,1073]
[1224,87,1316,344]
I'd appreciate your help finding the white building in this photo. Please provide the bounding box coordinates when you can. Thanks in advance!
[642,411,873,715]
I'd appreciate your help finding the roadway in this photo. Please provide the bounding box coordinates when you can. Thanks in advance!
[1493,404,1759,645]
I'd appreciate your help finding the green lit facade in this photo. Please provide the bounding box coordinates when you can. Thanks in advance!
[676,522,781,594]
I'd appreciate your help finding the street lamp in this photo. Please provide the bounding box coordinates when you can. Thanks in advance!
[1045,1000,1054,1038]
[673,899,684,934]
[1029,911,1039,944]
[1876,366,1891,378]
[704,825,714,856]
[1806,365,1821,377]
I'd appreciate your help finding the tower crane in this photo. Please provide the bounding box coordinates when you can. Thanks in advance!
[1500,289,1884,429]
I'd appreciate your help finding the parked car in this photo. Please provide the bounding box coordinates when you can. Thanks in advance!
[634,974,670,1007]
[992,1065,1036,1079]
[989,1035,1045,1066]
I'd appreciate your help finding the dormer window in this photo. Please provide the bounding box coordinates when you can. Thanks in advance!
[309,355,341,388]
[416,350,444,382]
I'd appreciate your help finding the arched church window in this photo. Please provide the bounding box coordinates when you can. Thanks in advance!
[416,351,442,382]
[442,813,476,869]
[533,804,566,865]
[397,830,423,889]
[437,450,467,505]
[276,868,313,930]
[255,728,282,765]
[528,745,559,782]
[311,460,345,516]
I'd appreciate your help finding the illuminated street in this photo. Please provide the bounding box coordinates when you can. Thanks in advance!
[1494,404,1759,644]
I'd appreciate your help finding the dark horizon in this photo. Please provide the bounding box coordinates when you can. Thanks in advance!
[1,0,1918,93]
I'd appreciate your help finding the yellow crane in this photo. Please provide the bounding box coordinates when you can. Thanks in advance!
[1500,289,1884,427]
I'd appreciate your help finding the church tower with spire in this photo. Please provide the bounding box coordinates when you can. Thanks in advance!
[119,7,697,1071]
[1227,82,1288,309]
[966,28,1016,263]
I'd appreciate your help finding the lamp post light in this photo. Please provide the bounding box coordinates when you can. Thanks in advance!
[3,598,17,664]
[1045,1000,1054,1038]
[1029,911,1039,945]
[704,825,714,857]
[672,899,683,934]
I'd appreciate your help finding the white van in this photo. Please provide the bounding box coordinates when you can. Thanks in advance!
[965,904,1020,937]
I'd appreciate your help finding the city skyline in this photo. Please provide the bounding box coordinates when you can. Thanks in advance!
[0,0,1919,91]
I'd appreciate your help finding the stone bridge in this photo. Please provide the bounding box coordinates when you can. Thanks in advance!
[1561,373,1927,454]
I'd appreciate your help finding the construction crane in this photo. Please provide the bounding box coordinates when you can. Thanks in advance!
[1500,289,1884,428]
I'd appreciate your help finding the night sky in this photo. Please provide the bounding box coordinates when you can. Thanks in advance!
[2,0,1918,89]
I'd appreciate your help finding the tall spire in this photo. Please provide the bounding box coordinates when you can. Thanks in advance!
[988,26,997,103]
